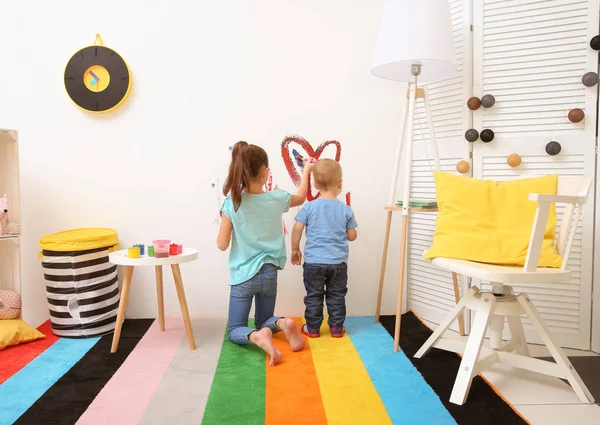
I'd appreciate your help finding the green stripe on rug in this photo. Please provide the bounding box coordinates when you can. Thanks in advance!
[202,319,266,425]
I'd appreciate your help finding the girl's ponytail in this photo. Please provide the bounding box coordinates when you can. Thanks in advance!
[223,141,268,211]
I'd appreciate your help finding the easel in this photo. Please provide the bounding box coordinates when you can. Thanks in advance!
[373,66,464,352]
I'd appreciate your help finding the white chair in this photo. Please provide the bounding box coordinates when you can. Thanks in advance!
[414,175,595,406]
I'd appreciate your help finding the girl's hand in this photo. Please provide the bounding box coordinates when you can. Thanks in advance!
[291,249,303,265]
[303,158,316,174]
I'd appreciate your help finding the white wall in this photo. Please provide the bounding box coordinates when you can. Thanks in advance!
[0,0,407,326]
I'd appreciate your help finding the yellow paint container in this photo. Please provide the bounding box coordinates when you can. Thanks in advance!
[127,246,141,259]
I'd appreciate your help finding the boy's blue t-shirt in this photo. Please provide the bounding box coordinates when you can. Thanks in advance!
[295,198,358,265]
[221,190,291,285]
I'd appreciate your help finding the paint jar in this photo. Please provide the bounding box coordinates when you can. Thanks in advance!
[152,240,171,258]
[177,244,183,254]
[127,246,141,259]
[147,245,155,257]
[133,244,145,256]
[169,243,178,255]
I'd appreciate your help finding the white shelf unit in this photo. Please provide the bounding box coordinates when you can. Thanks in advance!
[0,129,21,296]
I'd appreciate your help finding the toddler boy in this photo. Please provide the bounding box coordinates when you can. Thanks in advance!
[291,159,358,338]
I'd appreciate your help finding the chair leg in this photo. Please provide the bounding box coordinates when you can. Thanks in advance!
[415,286,479,358]
[452,272,465,336]
[375,211,393,323]
[171,264,196,350]
[111,266,134,353]
[155,265,165,331]
[517,294,594,404]
[506,315,529,356]
[450,293,496,405]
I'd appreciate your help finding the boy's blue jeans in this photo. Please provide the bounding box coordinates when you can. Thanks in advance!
[303,262,348,329]
[228,263,280,344]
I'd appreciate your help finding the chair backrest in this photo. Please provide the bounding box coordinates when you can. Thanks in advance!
[524,175,592,272]
[555,176,592,268]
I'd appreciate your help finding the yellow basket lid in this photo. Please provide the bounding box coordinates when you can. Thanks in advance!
[40,228,119,252]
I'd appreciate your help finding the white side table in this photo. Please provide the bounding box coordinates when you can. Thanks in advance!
[108,248,199,353]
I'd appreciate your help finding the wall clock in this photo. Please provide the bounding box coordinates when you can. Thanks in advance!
[64,35,132,113]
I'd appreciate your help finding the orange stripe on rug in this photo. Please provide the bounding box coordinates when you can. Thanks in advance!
[266,318,327,425]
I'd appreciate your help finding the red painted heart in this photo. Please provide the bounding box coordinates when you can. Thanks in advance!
[281,135,345,202]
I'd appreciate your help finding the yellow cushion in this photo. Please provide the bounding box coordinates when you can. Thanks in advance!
[424,171,562,268]
[0,319,46,351]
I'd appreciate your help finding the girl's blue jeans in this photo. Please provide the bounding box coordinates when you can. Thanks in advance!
[228,263,280,344]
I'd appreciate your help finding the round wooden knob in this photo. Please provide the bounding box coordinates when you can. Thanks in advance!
[480,129,495,143]
[507,153,522,167]
[582,72,598,87]
[467,97,481,110]
[481,94,496,108]
[456,160,470,174]
[591,35,600,50]
[568,108,585,123]
[465,129,479,142]
[545,141,561,156]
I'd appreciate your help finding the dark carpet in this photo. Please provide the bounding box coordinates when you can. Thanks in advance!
[14,319,154,425]
[380,312,529,425]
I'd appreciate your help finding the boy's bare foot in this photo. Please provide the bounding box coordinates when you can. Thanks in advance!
[277,318,305,352]
[249,328,282,366]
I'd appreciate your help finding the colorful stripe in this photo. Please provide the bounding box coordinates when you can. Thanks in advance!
[75,318,184,425]
[265,318,327,425]
[0,321,59,385]
[346,316,456,425]
[13,319,153,425]
[202,319,266,425]
[140,318,226,425]
[0,315,528,425]
[0,335,99,425]
[308,322,392,425]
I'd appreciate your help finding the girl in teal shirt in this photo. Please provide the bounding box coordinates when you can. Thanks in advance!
[217,141,314,365]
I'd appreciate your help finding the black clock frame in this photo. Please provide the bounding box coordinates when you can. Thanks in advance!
[64,45,130,112]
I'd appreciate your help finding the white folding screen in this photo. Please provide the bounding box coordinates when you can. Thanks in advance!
[471,0,599,349]
[406,0,472,329]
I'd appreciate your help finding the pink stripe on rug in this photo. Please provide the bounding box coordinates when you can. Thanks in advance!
[76,318,186,425]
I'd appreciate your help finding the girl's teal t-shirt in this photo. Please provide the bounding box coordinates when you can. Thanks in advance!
[221,190,291,285]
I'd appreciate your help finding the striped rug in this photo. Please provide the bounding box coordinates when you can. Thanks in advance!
[0,313,527,425]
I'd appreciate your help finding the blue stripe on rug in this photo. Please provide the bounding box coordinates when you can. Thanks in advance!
[346,316,457,425]
[0,336,99,425]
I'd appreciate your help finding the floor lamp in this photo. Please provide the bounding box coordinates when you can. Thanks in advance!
[371,0,458,352]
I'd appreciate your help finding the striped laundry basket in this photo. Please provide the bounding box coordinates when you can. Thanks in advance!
[40,228,120,338]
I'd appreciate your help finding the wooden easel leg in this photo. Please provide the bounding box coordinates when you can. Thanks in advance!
[393,214,409,352]
[155,265,165,331]
[375,211,393,323]
[452,272,465,336]
[111,266,134,353]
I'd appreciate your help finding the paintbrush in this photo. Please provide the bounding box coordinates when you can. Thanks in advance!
[292,149,316,167]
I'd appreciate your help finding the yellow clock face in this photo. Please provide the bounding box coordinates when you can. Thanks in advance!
[83,65,110,92]
[64,44,131,113]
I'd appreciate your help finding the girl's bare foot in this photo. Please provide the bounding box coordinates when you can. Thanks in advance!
[277,318,305,352]
[249,328,282,366]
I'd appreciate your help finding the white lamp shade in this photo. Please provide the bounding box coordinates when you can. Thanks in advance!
[371,0,457,82]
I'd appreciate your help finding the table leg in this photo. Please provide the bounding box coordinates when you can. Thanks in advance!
[111,266,134,353]
[156,265,165,331]
[171,264,196,350]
